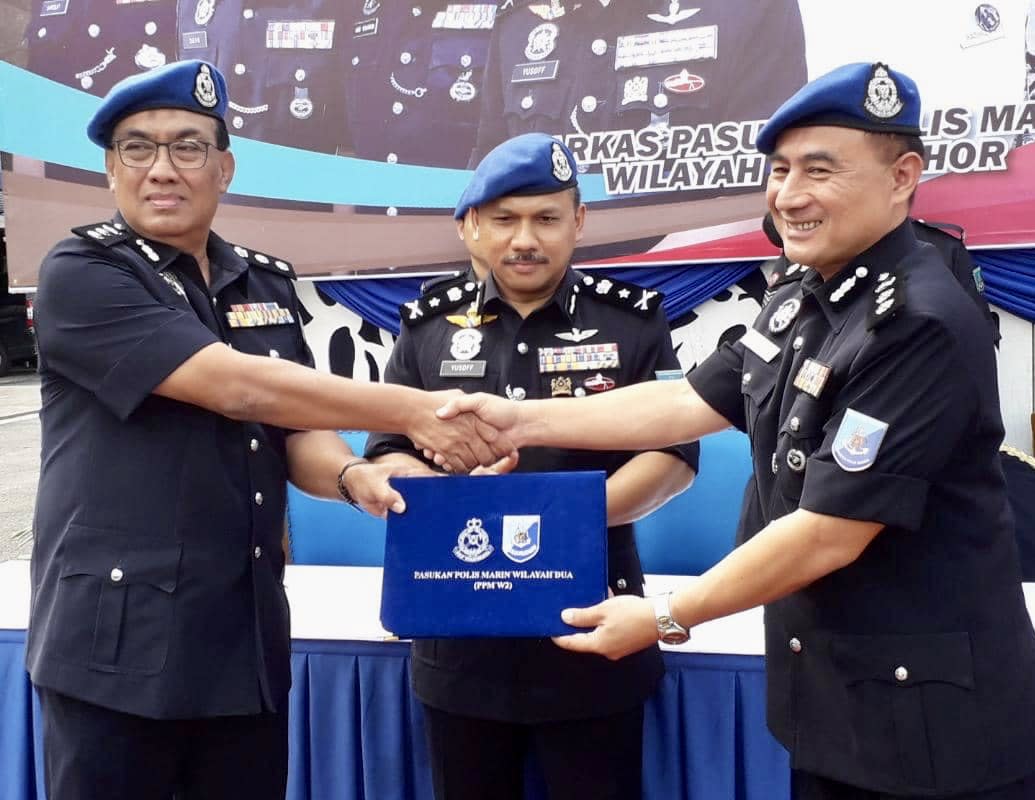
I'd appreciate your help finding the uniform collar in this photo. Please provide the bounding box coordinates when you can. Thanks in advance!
[112,212,181,272]
[800,220,916,331]
[206,231,249,296]
[482,267,578,323]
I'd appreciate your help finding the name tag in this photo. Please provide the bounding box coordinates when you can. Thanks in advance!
[615,26,718,70]
[740,328,780,363]
[40,0,69,16]
[226,303,295,328]
[440,360,487,378]
[181,31,209,49]
[266,20,335,49]
[353,18,378,37]
[432,4,496,29]
[538,343,619,373]
[511,60,559,83]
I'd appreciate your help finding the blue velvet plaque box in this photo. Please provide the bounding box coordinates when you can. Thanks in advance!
[380,471,608,637]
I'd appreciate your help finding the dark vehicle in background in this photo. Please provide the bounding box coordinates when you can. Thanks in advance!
[0,234,37,376]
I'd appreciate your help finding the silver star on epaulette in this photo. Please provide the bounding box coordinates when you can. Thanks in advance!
[618,288,631,299]
[429,297,441,308]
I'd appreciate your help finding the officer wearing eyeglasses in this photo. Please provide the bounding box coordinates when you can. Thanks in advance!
[27,59,516,800]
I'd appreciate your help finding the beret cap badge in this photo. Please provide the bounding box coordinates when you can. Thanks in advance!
[862,63,904,121]
[551,142,573,182]
[193,63,219,109]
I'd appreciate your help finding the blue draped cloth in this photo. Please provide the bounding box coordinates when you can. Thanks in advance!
[317,262,759,336]
[317,250,1035,335]
[0,631,789,800]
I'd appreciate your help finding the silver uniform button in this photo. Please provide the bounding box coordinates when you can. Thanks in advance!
[742,372,752,385]
[392,101,404,116]
[792,336,804,351]
[771,452,779,474]
[789,417,800,432]
[211,296,218,306]
[400,51,412,65]
[789,637,802,653]
[110,567,124,583]
[516,342,529,355]
[460,53,472,68]
[269,349,280,358]
[895,666,908,681]
[520,95,534,110]
[254,546,262,559]
[254,492,264,505]
[511,386,526,401]
[295,68,306,82]
[250,438,259,452]
[574,388,586,397]
[616,578,627,590]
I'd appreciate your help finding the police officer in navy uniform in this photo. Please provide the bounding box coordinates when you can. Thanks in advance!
[27,0,177,97]
[342,0,496,168]
[437,64,1035,799]
[471,0,806,164]
[27,59,516,800]
[175,0,349,153]
[363,133,699,799]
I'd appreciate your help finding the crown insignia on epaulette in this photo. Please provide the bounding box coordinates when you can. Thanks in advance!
[71,221,130,246]
[574,272,664,314]
[229,244,295,277]
[401,279,479,326]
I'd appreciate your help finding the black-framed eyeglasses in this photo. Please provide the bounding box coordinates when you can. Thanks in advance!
[112,139,216,169]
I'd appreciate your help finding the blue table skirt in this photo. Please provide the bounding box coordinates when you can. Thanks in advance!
[1,631,789,800]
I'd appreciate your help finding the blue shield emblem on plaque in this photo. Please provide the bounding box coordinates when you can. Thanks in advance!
[502,515,541,563]
[832,408,889,472]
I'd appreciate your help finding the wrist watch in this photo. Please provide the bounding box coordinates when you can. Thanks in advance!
[650,593,691,645]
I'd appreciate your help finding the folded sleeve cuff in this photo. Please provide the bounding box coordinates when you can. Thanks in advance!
[800,460,929,531]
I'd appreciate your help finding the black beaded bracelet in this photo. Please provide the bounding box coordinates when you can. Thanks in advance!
[336,457,369,506]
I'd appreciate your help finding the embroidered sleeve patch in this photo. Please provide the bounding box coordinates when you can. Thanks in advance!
[832,408,889,472]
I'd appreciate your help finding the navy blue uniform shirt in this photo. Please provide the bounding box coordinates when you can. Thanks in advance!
[27,216,310,719]
[690,221,1035,795]
[367,268,699,723]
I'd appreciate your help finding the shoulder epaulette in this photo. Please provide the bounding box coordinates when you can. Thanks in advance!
[419,271,466,294]
[71,221,130,247]
[572,272,664,315]
[400,277,480,327]
[766,261,809,291]
[1001,445,1035,470]
[229,243,296,278]
[866,266,907,330]
[912,217,966,244]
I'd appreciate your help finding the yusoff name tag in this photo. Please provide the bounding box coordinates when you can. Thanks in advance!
[381,471,608,637]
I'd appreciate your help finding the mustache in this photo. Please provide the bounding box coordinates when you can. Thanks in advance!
[502,253,549,265]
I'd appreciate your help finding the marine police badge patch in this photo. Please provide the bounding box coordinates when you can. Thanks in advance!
[502,515,540,563]
[832,408,889,472]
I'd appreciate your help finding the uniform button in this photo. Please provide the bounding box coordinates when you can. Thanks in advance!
[254,546,262,559]
[386,207,399,217]
[771,452,779,474]
[400,51,412,65]
[249,438,259,452]
[352,56,360,66]
[144,21,157,35]
[591,38,607,55]
[616,578,627,590]
[254,492,264,506]
[110,567,124,583]
[295,68,306,82]
[511,387,526,401]
[88,23,100,37]
[460,53,472,68]
[386,153,398,164]
[242,8,254,18]
[411,5,421,15]
[742,372,752,385]
[792,336,804,351]
[789,417,800,432]
[392,101,404,115]
[516,342,529,355]
[211,296,218,306]
[234,63,246,75]
[574,388,586,397]
[895,666,908,682]
[232,116,244,129]
[521,95,534,110]
[789,637,802,653]
[269,349,280,358]
[581,95,598,113]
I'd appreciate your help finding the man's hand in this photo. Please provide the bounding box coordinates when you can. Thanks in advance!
[342,461,430,519]
[552,595,659,661]
[426,392,522,469]
[469,452,520,476]
[408,391,516,473]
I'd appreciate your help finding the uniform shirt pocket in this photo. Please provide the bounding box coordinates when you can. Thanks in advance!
[56,525,182,675]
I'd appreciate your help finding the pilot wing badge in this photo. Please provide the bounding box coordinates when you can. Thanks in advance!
[832,408,889,472]
[502,515,541,563]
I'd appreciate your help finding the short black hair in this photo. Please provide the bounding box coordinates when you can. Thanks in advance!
[865,132,924,165]
[571,185,582,210]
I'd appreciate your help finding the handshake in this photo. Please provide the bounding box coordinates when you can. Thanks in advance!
[409,391,523,474]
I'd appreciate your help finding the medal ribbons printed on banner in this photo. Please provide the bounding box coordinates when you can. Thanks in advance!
[266,20,335,49]
[614,26,718,70]
[226,303,295,328]
[538,342,619,373]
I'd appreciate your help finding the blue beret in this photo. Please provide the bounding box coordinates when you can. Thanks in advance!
[87,60,228,147]
[454,133,578,220]
[756,62,922,155]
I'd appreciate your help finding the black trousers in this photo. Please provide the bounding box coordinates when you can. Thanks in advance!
[792,770,1035,800]
[38,687,288,800]
[422,704,645,800]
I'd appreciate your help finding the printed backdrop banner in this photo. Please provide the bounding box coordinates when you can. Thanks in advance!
[2,0,1035,289]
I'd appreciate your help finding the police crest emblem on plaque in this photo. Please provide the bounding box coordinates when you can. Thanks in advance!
[453,518,493,563]
[502,515,541,563]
